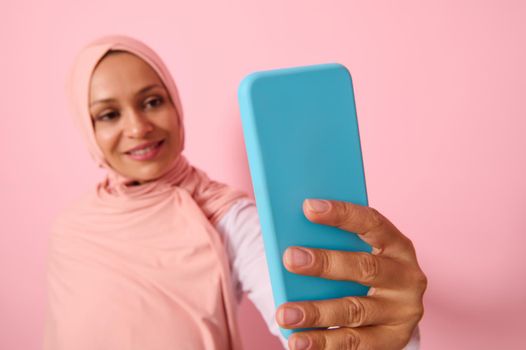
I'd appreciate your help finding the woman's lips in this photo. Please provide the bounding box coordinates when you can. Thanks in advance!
[125,140,164,161]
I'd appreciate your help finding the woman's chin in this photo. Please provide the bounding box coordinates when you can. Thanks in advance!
[120,161,172,184]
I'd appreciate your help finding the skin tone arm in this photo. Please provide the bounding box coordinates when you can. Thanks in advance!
[276,199,427,350]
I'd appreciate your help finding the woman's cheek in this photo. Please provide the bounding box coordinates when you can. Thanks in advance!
[95,126,120,159]
[160,111,181,156]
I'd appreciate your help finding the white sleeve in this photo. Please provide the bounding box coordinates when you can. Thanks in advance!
[215,198,420,350]
[216,198,288,348]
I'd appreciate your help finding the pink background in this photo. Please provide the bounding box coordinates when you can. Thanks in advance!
[1,0,525,349]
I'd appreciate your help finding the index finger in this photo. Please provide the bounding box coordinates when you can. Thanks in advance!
[303,199,414,258]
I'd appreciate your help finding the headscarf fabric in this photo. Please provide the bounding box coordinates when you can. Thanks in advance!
[44,35,247,350]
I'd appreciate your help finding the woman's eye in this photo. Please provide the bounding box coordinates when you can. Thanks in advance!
[96,111,119,122]
[144,96,163,109]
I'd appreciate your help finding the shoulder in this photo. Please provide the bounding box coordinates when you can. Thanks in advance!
[224,198,257,215]
[51,190,98,233]
[218,198,258,230]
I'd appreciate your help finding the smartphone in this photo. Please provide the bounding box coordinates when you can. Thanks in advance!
[238,63,371,338]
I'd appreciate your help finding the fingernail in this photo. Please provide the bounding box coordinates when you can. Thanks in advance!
[285,247,312,267]
[279,306,304,325]
[306,199,330,213]
[293,334,311,350]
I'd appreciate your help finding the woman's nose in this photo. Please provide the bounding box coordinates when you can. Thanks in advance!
[123,109,154,138]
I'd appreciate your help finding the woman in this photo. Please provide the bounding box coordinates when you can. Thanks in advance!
[44,35,426,350]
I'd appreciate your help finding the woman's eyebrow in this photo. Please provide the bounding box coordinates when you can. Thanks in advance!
[90,97,115,107]
[89,84,163,107]
[136,83,163,96]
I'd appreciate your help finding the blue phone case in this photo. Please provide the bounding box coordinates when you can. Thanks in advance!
[238,63,371,338]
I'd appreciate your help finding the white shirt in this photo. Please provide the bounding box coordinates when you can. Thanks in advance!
[216,199,420,350]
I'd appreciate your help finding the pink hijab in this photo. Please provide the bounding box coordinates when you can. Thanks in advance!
[44,35,247,350]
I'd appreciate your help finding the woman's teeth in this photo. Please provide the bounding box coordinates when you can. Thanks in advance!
[129,143,158,155]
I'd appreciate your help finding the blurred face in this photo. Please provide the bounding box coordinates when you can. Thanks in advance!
[89,52,180,183]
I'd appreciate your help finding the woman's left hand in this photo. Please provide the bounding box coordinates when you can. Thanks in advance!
[276,199,427,350]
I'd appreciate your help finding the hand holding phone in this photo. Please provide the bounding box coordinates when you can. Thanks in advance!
[238,63,371,338]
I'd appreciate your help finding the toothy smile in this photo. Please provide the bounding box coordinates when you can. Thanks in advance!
[125,140,165,160]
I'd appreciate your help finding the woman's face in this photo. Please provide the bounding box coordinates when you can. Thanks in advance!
[89,51,180,183]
